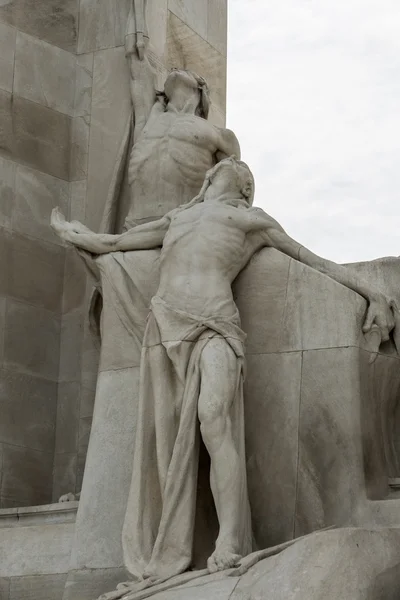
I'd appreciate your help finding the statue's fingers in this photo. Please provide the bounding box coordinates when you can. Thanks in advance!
[362,306,375,333]
[375,317,389,342]
[388,310,395,332]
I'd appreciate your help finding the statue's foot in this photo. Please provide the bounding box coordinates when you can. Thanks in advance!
[207,548,241,574]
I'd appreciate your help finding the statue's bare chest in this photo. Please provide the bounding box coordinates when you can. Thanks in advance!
[143,112,217,149]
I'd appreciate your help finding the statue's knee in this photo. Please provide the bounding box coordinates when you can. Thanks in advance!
[198,403,225,447]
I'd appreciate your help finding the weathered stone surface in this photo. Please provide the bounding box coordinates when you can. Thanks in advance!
[59,310,83,382]
[74,53,94,117]
[62,567,128,600]
[0,0,78,52]
[62,249,87,314]
[9,573,67,600]
[147,0,168,58]
[9,233,64,312]
[80,385,96,420]
[0,22,16,93]
[0,369,57,452]
[0,229,12,297]
[80,314,100,391]
[55,382,80,455]
[294,347,367,536]
[207,0,227,56]
[0,522,74,576]
[77,0,130,54]
[0,501,78,528]
[71,367,140,570]
[0,444,53,506]
[78,416,92,458]
[85,46,131,231]
[169,0,208,40]
[368,354,400,482]
[10,95,71,180]
[69,180,87,223]
[14,32,76,116]
[208,104,225,128]
[52,453,78,502]
[98,281,144,372]
[0,577,10,600]
[13,165,70,245]
[0,297,5,366]
[155,576,239,600]
[70,115,90,181]
[167,12,226,112]
[231,528,400,600]
[4,300,60,380]
[234,248,290,355]
[245,352,301,548]
[281,259,367,352]
[75,416,92,492]
[0,157,15,230]
[347,256,400,307]
[0,89,14,160]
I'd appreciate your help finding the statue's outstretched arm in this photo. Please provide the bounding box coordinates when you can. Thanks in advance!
[250,208,397,341]
[51,208,169,255]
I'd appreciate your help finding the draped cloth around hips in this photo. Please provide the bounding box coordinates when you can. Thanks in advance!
[121,294,253,581]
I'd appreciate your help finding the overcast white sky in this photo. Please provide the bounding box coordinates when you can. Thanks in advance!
[227,0,400,263]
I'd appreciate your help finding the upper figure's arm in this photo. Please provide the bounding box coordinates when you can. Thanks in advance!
[126,42,157,143]
[215,128,241,162]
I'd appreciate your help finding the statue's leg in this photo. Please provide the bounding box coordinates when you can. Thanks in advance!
[198,337,243,573]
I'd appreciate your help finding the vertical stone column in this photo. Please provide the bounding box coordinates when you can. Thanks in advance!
[0,1,80,509]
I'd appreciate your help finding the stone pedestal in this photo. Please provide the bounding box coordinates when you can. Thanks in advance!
[64,248,400,598]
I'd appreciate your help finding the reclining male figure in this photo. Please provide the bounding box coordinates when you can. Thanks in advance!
[51,157,395,580]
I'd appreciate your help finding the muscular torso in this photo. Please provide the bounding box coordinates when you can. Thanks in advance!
[157,203,263,317]
[125,109,222,226]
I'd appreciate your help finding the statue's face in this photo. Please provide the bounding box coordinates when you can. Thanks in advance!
[208,159,254,205]
[208,161,236,193]
[164,68,199,97]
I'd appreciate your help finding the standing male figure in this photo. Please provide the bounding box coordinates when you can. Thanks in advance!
[52,158,395,593]
[104,0,239,231]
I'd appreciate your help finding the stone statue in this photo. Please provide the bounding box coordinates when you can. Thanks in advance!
[51,157,396,599]
[102,0,240,233]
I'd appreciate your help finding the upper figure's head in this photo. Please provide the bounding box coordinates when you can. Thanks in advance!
[206,157,255,206]
[163,68,210,119]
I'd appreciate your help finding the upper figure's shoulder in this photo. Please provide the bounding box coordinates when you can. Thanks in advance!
[216,127,241,159]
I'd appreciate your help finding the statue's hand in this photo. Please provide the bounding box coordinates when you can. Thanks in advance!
[363,292,397,343]
[51,207,69,239]
[51,208,89,244]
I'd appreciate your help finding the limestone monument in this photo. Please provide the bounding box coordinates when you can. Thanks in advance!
[1,1,400,600]
[51,154,397,600]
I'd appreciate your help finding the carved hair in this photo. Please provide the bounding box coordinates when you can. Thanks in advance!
[178,157,255,213]
[159,70,210,120]
[208,158,255,205]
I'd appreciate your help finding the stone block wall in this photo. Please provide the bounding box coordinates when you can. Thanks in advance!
[0,2,80,508]
[0,0,228,507]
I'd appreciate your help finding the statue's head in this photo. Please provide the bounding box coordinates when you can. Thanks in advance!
[206,157,255,206]
[163,68,210,119]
